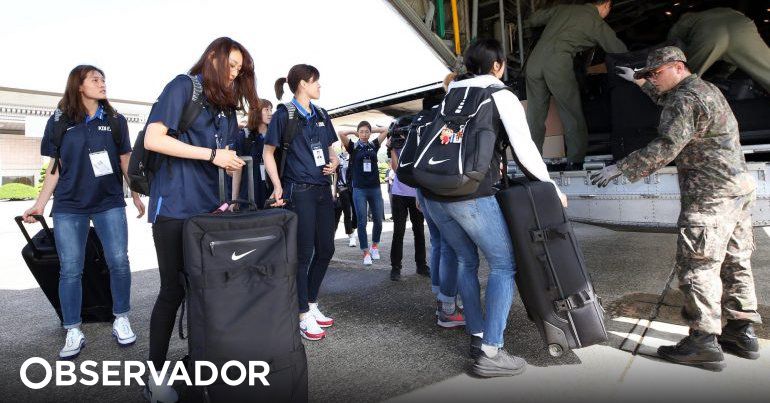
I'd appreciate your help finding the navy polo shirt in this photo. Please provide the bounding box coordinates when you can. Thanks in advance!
[234,127,268,206]
[264,100,337,186]
[345,138,381,189]
[41,105,131,214]
[147,74,238,222]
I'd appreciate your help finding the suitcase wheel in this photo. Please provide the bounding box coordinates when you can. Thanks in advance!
[548,343,566,357]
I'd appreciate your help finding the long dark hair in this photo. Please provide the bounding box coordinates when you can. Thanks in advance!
[274,64,320,100]
[189,37,259,112]
[458,38,505,80]
[246,99,273,131]
[57,65,116,122]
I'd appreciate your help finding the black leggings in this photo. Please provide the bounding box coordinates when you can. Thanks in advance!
[334,188,357,235]
[390,194,426,270]
[289,183,336,313]
[148,216,185,368]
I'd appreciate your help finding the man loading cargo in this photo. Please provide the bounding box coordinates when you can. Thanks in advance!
[667,7,770,93]
[592,47,762,371]
[524,0,627,169]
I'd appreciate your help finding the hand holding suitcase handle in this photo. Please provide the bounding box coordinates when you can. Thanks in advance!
[499,142,568,208]
[15,215,53,255]
[218,156,258,211]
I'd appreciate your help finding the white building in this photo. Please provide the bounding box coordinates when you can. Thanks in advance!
[0,87,151,187]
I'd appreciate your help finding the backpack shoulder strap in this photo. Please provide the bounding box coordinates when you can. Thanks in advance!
[315,105,328,121]
[178,74,204,134]
[106,112,124,148]
[281,101,299,149]
[275,102,301,179]
[50,109,73,175]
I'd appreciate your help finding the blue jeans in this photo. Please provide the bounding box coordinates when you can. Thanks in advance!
[53,207,131,329]
[423,196,516,348]
[352,186,384,250]
[416,190,458,303]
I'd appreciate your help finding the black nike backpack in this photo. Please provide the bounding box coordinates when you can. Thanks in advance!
[395,105,439,188]
[412,84,504,197]
[127,74,204,195]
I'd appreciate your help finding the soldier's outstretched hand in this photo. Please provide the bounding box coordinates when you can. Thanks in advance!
[590,164,622,187]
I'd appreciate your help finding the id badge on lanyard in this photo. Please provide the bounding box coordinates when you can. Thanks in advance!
[89,150,114,177]
[259,163,266,181]
[363,156,372,173]
[311,141,326,167]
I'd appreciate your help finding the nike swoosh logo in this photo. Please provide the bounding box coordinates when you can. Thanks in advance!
[399,161,413,167]
[428,157,449,165]
[231,249,256,261]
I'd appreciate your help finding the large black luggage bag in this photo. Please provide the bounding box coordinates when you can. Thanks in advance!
[181,158,308,402]
[605,46,664,161]
[15,215,113,323]
[496,178,607,357]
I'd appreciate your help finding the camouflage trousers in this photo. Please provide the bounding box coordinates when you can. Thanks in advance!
[676,191,762,334]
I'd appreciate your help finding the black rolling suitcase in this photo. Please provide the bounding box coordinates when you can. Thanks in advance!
[496,176,607,357]
[181,157,308,402]
[15,215,113,324]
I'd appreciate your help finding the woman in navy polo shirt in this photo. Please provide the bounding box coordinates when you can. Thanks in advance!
[231,99,272,209]
[338,122,388,266]
[22,65,145,359]
[141,37,258,397]
[264,64,339,341]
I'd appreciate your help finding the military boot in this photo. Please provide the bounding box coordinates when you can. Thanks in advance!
[657,330,726,371]
[719,320,760,360]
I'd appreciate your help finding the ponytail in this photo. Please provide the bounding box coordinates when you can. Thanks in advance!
[442,72,457,92]
[274,64,320,101]
[274,77,287,100]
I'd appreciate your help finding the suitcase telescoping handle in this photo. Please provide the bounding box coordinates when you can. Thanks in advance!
[218,155,257,210]
[14,215,53,255]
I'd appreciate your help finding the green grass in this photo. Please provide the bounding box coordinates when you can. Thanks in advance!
[0,183,38,201]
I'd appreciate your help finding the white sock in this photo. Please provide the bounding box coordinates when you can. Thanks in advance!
[308,302,318,311]
[441,300,456,315]
[481,344,499,357]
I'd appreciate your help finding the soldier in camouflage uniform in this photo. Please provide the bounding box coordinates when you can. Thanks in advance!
[668,7,770,93]
[592,47,762,371]
[524,0,627,167]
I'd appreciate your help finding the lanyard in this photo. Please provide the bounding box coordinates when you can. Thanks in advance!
[212,109,229,148]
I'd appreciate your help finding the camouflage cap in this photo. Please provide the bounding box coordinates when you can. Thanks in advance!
[633,46,687,79]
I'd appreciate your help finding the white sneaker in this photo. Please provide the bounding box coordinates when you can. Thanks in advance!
[348,235,357,247]
[363,253,373,266]
[370,246,380,260]
[143,375,179,403]
[309,303,334,327]
[59,328,85,359]
[112,316,137,345]
[299,315,326,341]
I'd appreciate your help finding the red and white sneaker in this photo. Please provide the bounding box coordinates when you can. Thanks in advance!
[437,307,466,328]
[299,316,326,341]
[309,303,334,328]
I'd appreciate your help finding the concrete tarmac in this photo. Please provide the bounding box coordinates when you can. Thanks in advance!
[0,197,767,403]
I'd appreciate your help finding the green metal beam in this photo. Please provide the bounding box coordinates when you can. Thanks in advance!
[436,0,446,38]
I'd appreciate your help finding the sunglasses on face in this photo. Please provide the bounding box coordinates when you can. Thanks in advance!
[647,61,683,79]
